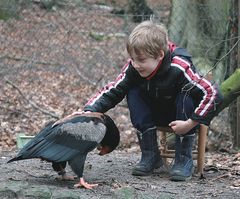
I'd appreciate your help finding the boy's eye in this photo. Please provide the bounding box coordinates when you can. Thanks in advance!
[131,56,146,63]
[138,58,146,63]
[136,57,146,62]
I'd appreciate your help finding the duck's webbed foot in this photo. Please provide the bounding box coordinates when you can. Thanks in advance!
[74,177,98,189]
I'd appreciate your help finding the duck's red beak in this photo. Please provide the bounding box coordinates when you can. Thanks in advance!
[97,146,112,156]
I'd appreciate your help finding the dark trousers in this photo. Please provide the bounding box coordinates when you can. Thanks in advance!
[127,87,196,134]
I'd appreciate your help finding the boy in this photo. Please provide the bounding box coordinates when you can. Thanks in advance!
[60,21,223,181]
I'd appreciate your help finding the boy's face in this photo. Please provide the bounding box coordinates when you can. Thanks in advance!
[131,50,164,78]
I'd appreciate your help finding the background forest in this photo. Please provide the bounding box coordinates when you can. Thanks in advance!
[0,0,239,152]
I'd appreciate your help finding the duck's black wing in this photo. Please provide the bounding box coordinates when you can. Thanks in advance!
[8,115,106,163]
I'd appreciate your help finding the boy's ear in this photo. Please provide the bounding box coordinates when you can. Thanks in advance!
[158,50,165,60]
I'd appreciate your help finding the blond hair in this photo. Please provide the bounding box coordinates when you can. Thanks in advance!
[126,21,169,59]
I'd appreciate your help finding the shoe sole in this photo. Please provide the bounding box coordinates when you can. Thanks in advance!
[170,164,194,181]
[132,169,153,176]
[170,174,192,181]
[170,167,194,181]
[131,159,164,176]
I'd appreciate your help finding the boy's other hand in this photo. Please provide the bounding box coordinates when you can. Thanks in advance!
[169,119,198,135]
[52,110,91,127]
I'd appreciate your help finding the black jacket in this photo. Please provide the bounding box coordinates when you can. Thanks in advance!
[84,45,223,125]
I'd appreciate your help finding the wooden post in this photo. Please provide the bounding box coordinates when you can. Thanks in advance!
[197,125,208,174]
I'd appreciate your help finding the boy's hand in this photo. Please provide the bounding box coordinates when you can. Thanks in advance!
[52,110,91,127]
[169,119,198,135]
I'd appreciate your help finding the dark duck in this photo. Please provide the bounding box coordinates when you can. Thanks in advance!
[8,112,120,189]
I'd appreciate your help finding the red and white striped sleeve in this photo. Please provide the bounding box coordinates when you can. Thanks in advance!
[172,56,220,122]
[84,60,132,113]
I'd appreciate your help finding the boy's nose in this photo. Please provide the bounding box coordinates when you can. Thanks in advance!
[132,62,140,69]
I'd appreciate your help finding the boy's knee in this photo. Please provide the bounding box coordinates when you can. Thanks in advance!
[176,93,195,115]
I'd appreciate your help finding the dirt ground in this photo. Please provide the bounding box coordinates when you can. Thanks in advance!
[1,149,239,199]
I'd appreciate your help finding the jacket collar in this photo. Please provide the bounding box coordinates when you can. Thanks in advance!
[156,50,172,76]
[146,50,171,80]
[146,58,163,80]
[145,41,176,80]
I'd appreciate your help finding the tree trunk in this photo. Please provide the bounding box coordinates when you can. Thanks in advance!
[168,0,231,83]
[227,0,239,148]
[217,69,240,114]
[215,68,240,148]
[168,0,240,147]
[127,0,153,23]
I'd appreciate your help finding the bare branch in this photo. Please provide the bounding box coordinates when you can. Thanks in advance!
[5,78,60,119]
[3,55,61,66]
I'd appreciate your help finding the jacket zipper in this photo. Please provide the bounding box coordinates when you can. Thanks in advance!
[147,81,150,91]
